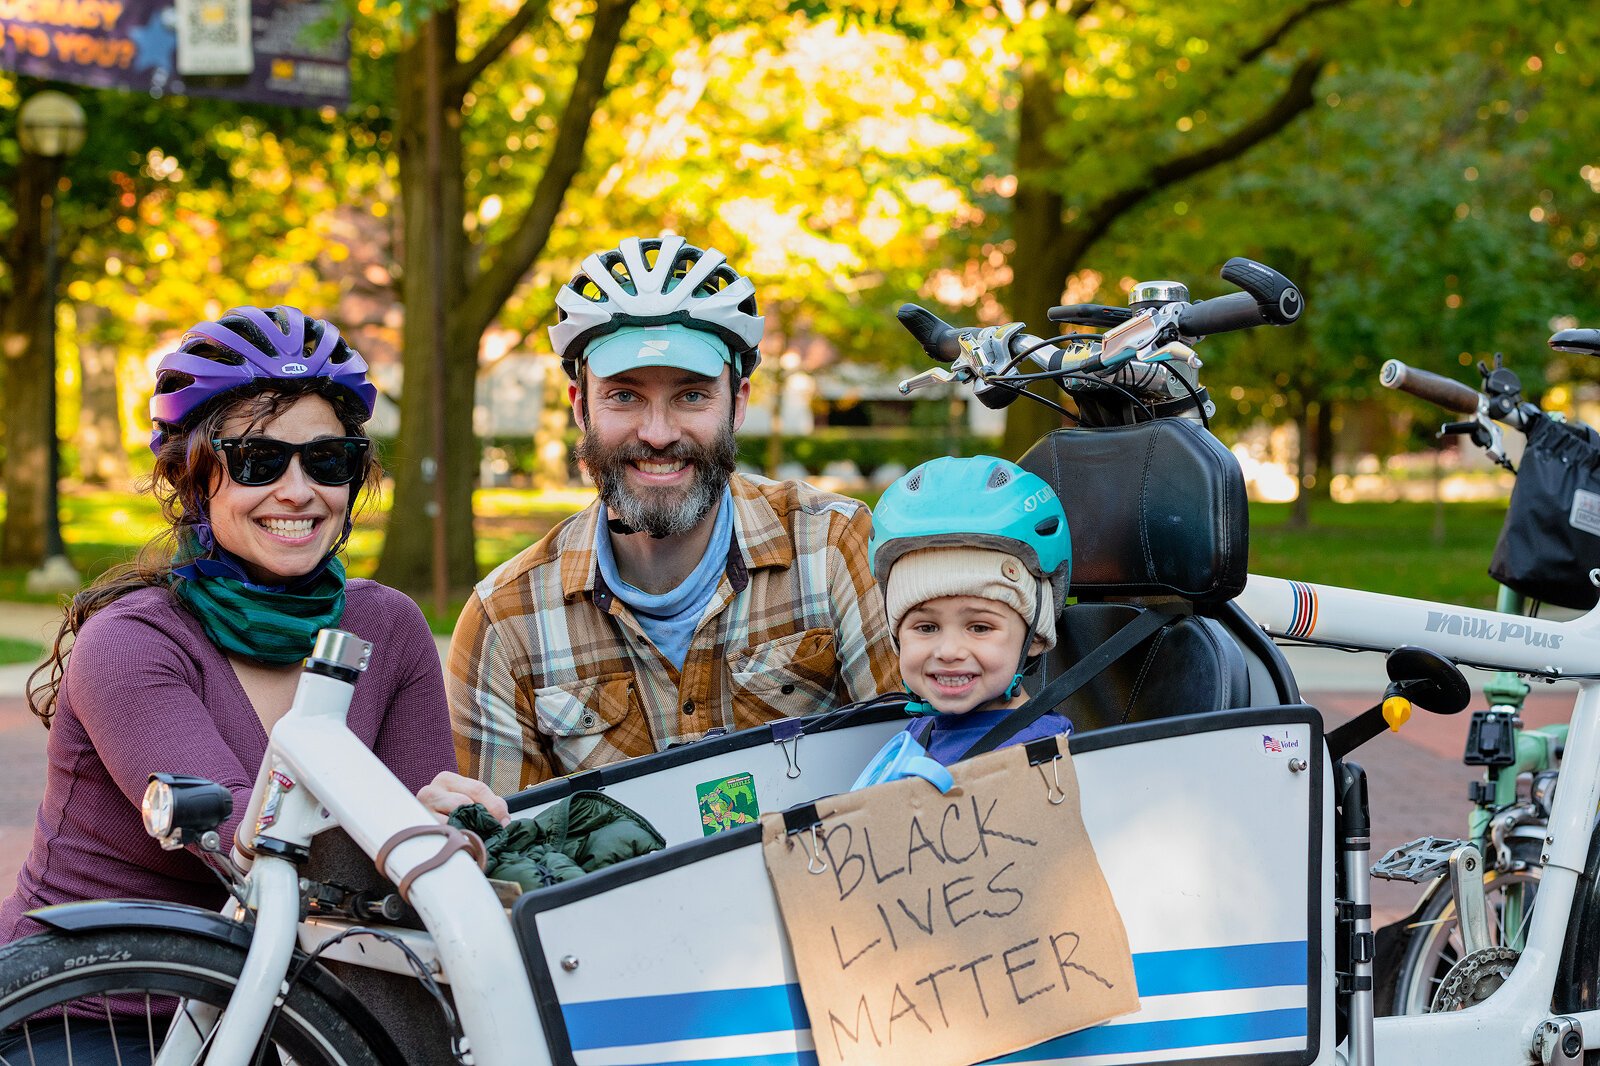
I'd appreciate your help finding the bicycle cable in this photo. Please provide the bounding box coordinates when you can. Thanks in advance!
[999,333,1100,375]
[262,925,473,1066]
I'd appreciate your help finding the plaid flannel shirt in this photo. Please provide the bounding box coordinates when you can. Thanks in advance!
[448,473,901,793]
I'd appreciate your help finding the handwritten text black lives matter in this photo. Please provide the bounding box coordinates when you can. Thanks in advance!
[812,789,1117,1061]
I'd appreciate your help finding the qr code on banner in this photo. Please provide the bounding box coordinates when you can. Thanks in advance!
[176,0,253,76]
[184,0,243,45]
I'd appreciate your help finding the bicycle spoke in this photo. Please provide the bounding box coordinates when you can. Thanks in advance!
[105,994,125,1066]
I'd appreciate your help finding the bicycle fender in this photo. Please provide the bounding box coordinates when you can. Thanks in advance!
[25,899,255,949]
[26,899,415,1066]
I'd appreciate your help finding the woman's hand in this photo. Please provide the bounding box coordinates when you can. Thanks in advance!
[417,771,510,826]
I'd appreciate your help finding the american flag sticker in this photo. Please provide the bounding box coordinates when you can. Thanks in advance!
[1260,731,1302,758]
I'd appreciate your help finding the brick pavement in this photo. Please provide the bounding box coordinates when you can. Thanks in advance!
[0,695,48,901]
[0,689,1580,927]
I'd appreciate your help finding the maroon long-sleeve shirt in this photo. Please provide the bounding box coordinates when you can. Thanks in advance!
[0,580,455,945]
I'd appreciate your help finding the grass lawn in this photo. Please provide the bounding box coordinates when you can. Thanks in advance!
[0,486,1514,628]
[0,636,44,665]
[1249,499,1508,611]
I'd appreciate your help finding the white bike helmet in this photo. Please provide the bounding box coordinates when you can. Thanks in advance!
[549,235,764,379]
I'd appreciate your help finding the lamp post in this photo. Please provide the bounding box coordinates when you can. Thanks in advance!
[19,90,86,594]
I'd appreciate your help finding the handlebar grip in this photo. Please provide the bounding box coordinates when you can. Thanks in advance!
[1379,360,1481,415]
[897,304,961,364]
[1047,303,1134,328]
[1176,291,1268,337]
[1550,328,1600,356]
[1220,258,1304,325]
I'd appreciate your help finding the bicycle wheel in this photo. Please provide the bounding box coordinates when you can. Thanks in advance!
[1387,846,1542,1016]
[0,927,384,1066]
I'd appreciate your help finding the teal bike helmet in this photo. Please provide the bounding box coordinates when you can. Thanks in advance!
[869,455,1071,614]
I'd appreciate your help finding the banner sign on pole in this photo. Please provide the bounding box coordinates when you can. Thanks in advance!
[0,0,349,109]
[174,0,250,75]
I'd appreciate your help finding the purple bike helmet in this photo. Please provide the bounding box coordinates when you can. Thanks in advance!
[149,305,378,452]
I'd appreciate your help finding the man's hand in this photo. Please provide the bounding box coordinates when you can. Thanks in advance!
[417,771,510,826]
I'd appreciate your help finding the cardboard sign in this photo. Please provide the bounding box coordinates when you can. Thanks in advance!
[762,736,1138,1066]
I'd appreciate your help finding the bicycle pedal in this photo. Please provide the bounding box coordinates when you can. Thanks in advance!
[1370,836,1470,883]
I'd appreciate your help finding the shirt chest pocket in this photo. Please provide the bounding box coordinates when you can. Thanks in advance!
[532,672,638,772]
[726,627,840,726]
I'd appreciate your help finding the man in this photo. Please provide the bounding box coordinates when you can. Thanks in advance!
[447,235,900,793]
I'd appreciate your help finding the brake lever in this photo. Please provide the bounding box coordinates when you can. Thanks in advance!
[1440,416,1510,470]
[1097,311,1161,367]
[1138,340,1201,369]
[897,363,971,395]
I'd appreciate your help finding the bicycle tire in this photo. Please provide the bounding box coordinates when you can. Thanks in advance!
[0,927,384,1066]
[1386,842,1543,1016]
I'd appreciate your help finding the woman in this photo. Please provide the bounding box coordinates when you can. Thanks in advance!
[0,305,498,953]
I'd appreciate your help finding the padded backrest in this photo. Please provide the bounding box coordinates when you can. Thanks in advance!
[1039,603,1252,732]
[1018,419,1248,604]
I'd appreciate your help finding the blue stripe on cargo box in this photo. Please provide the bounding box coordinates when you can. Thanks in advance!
[561,940,1305,1051]
[990,1007,1306,1061]
[588,1008,1304,1065]
[1132,940,1305,996]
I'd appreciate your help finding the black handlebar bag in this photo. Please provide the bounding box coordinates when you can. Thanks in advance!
[1489,414,1600,610]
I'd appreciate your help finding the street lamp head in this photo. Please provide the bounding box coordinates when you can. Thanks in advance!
[18,91,87,159]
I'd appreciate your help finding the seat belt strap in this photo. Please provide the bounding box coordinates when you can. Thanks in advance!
[961,608,1176,760]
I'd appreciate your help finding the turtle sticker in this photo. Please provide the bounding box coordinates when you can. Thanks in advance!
[697,772,759,835]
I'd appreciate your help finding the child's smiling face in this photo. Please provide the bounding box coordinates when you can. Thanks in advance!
[896,595,1045,714]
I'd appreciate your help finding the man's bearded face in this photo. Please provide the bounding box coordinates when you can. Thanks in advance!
[575,395,739,539]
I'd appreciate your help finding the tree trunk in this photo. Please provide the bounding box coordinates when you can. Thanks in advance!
[1289,400,1313,528]
[374,0,636,598]
[1000,67,1074,461]
[1309,397,1335,504]
[374,10,480,598]
[75,303,128,487]
[0,154,59,567]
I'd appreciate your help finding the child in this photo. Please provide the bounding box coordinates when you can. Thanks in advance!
[865,455,1073,767]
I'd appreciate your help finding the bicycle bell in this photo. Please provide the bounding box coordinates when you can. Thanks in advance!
[1130,280,1189,310]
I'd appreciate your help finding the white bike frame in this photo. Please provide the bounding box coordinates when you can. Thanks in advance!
[180,577,1600,1066]
[181,634,548,1066]
[1238,575,1600,1064]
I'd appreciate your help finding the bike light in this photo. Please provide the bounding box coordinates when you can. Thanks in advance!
[142,774,233,851]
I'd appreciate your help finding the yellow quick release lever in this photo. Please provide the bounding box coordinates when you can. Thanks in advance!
[1382,695,1412,732]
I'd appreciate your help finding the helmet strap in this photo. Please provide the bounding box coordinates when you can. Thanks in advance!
[1001,580,1047,704]
[901,682,934,716]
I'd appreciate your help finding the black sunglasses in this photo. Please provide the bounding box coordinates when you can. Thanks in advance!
[211,436,370,487]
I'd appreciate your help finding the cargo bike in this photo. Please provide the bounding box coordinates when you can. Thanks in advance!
[5,259,1600,1066]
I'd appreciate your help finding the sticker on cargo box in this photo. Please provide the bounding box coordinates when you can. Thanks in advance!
[697,773,758,835]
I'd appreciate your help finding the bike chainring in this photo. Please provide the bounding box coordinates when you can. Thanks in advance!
[1429,946,1520,1012]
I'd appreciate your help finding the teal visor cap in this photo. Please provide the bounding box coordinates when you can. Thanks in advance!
[583,323,734,379]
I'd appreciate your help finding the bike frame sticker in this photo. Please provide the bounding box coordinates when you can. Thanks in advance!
[1287,580,1318,639]
[1571,488,1600,537]
[696,772,758,835]
[257,769,295,831]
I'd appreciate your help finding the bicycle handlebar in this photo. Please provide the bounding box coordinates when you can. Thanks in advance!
[1379,359,1482,415]
[1176,291,1275,337]
[896,304,962,364]
[1048,304,1134,328]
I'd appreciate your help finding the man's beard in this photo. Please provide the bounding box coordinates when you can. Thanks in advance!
[576,420,738,539]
